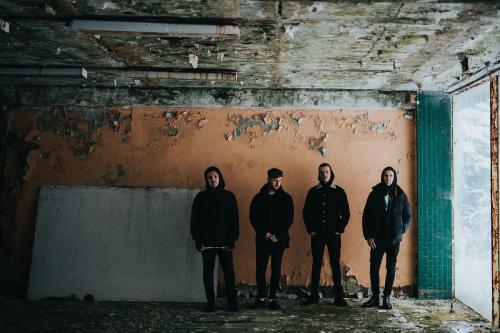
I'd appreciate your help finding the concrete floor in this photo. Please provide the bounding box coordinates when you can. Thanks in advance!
[0,297,493,332]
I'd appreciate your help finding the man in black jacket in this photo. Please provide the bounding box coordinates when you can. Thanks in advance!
[302,163,350,306]
[190,166,240,312]
[249,168,294,311]
[362,166,411,310]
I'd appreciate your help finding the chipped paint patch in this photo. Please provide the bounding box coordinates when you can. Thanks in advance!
[198,118,208,128]
[343,265,364,295]
[283,24,298,40]
[102,163,127,186]
[371,122,387,134]
[102,2,120,10]
[217,52,224,63]
[308,3,325,14]
[188,54,199,68]
[230,113,280,135]
[309,131,328,156]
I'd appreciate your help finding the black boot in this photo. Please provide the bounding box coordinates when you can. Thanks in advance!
[204,302,215,312]
[251,298,267,309]
[301,295,319,306]
[333,297,348,307]
[267,300,282,311]
[381,296,392,310]
[362,295,379,308]
[227,298,240,312]
[333,289,347,307]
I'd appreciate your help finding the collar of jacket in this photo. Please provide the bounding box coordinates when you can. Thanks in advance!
[315,181,336,190]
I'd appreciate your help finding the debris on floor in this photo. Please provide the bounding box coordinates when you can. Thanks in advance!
[0,297,491,332]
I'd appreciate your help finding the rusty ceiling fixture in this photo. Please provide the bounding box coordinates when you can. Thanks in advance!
[71,19,239,38]
[116,69,237,82]
[0,67,87,78]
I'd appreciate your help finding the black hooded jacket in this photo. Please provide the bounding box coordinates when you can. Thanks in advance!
[249,184,294,248]
[190,167,239,250]
[362,167,412,244]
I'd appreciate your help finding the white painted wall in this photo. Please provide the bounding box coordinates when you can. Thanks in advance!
[28,186,208,302]
[453,81,492,321]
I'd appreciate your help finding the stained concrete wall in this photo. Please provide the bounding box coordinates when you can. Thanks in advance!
[28,185,205,301]
[4,106,416,294]
[453,82,492,320]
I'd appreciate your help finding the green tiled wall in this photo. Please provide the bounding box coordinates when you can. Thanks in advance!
[417,91,453,299]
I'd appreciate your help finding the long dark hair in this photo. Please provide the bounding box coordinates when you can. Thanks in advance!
[380,166,398,197]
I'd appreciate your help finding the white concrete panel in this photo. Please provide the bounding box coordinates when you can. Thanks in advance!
[28,186,208,302]
[453,81,492,321]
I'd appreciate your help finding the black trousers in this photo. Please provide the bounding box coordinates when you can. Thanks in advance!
[310,233,342,297]
[369,240,400,297]
[201,249,237,304]
[255,242,285,299]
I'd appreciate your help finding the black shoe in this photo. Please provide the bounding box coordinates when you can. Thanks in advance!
[267,300,282,311]
[204,302,215,312]
[251,298,267,309]
[381,296,392,310]
[333,297,348,307]
[362,296,380,308]
[228,301,240,312]
[301,296,319,306]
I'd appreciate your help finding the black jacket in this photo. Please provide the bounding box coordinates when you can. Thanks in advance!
[250,184,294,248]
[303,183,350,235]
[362,183,411,244]
[190,189,239,250]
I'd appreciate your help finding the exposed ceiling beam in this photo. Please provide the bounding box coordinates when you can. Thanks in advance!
[71,19,239,38]
[446,62,500,94]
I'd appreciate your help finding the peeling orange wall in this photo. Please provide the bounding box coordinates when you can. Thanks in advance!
[6,107,416,289]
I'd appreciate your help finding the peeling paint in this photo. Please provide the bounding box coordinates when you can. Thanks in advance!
[4,107,415,293]
[36,108,132,159]
[230,114,281,135]
[309,131,327,156]
[1,2,500,91]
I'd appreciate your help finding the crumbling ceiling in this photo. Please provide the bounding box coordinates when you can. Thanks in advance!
[0,0,499,91]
